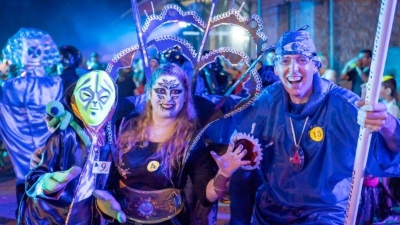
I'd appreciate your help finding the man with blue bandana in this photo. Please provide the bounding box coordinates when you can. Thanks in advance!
[211,29,400,224]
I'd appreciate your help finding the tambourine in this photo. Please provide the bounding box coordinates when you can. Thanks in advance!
[232,132,263,170]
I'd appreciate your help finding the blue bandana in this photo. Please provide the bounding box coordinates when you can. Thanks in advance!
[275,30,321,68]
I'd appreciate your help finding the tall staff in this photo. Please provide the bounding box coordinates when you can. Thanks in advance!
[344,1,397,224]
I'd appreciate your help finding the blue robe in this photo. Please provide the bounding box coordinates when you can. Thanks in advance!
[0,74,63,186]
[206,74,400,224]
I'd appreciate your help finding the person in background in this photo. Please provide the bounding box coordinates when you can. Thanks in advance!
[0,57,8,167]
[379,75,400,222]
[132,58,145,95]
[379,75,400,118]
[318,52,337,84]
[116,66,136,98]
[149,57,160,72]
[0,28,63,212]
[87,52,107,71]
[263,48,275,67]
[0,60,11,86]
[356,75,400,224]
[57,45,85,90]
[258,48,280,89]
[340,49,372,96]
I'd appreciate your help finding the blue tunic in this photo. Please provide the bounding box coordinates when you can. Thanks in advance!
[207,74,400,224]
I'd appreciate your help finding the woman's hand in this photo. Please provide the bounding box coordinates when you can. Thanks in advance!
[210,143,251,177]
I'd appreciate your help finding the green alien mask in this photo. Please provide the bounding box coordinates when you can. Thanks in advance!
[72,70,116,127]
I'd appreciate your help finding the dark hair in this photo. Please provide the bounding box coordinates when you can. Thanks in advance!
[266,48,276,54]
[162,46,186,66]
[382,76,397,98]
[359,49,372,58]
[59,45,82,68]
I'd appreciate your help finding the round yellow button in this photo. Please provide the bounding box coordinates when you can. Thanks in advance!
[147,160,160,172]
[310,127,324,142]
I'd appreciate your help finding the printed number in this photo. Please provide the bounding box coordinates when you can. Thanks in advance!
[100,163,107,171]
[310,127,324,142]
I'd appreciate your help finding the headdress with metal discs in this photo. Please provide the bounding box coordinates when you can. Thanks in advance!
[106,0,270,98]
[106,0,272,169]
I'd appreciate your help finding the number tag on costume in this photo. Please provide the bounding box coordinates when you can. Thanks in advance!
[92,161,111,174]
[310,127,324,142]
[147,160,160,172]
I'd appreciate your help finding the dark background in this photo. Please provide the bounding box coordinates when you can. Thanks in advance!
[0,0,137,61]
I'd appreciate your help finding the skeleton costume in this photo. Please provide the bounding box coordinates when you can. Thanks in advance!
[18,70,117,225]
[0,28,63,206]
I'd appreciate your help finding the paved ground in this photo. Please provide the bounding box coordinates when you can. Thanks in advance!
[2,153,399,225]
[0,156,17,225]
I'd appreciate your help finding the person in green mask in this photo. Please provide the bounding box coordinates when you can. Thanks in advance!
[18,70,118,225]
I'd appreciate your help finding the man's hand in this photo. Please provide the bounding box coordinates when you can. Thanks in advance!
[41,166,82,194]
[93,190,126,223]
[356,99,388,132]
[356,99,400,152]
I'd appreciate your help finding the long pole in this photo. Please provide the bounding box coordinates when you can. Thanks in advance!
[328,0,334,71]
[131,0,151,82]
[344,1,397,224]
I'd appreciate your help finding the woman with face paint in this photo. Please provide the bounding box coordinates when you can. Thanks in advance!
[18,70,118,225]
[93,63,250,225]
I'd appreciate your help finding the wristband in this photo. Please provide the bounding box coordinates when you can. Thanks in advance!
[213,173,231,198]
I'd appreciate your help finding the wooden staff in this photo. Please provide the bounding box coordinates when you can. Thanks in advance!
[344,1,397,224]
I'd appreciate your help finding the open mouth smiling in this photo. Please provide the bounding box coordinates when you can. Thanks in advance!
[160,103,176,111]
[287,76,303,84]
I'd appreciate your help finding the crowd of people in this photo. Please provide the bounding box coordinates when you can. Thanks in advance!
[0,8,400,225]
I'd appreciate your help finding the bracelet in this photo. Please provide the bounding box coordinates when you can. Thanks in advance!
[213,173,231,198]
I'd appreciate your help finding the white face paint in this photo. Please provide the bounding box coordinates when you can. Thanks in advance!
[150,75,185,119]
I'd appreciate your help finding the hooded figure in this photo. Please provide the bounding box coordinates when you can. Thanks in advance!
[0,28,63,208]
[18,70,118,225]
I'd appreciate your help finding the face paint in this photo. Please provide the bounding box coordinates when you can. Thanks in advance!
[73,71,116,126]
[150,75,185,119]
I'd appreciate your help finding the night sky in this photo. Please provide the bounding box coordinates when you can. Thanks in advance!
[1,0,138,61]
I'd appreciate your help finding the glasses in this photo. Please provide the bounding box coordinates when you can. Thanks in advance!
[276,55,312,66]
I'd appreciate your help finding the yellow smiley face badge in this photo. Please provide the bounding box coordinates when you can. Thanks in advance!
[309,127,324,142]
